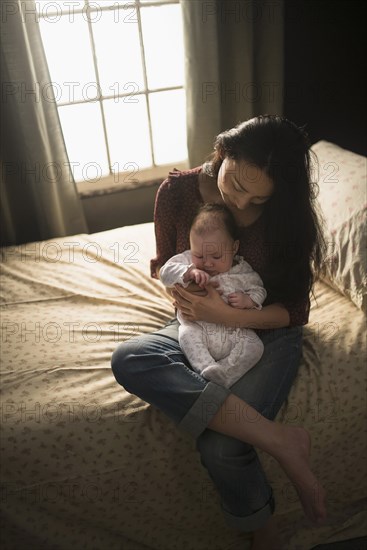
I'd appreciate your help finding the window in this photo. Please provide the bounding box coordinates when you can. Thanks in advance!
[36,0,188,193]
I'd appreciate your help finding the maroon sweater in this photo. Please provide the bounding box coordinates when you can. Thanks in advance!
[151,167,309,327]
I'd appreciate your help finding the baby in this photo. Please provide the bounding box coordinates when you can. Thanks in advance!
[159,203,267,388]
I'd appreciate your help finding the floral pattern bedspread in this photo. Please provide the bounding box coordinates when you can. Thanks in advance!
[1,222,366,550]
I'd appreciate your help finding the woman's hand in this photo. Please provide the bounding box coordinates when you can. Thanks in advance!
[179,279,222,297]
[173,286,291,329]
[164,280,211,299]
[172,283,228,323]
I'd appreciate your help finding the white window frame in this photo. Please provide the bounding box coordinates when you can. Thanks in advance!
[37,0,189,194]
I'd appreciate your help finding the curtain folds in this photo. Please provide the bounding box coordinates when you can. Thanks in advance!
[180,0,284,168]
[0,0,88,246]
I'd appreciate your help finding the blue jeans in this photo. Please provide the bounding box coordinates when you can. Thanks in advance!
[111,319,303,531]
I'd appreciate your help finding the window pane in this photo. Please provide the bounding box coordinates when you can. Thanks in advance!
[103,97,152,172]
[92,8,145,96]
[39,14,97,103]
[149,89,187,165]
[141,4,184,89]
[58,103,109,182]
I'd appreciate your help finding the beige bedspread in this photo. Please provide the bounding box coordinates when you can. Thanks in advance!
[1,222,366,550]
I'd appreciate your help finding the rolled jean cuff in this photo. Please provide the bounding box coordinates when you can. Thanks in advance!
[178,381,230,438]
[221,492,275,532]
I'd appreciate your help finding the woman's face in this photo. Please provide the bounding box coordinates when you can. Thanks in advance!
[217,157,274,212]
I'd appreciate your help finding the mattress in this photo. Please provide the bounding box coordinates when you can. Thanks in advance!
[1,222,366,550]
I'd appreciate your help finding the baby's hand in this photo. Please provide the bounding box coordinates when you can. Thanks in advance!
[191,268,210,288]
[227,292,257,309]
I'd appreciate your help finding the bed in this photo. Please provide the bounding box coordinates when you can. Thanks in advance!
[1,141,366,550]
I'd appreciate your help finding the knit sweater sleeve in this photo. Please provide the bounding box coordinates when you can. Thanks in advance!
[150,168,202,279]
[150,176,178,278]
[283,297,310,327]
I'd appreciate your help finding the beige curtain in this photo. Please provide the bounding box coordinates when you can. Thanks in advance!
[180,0,284,167]
[0,0,88,246]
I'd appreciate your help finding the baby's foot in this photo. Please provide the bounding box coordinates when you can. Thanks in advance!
[201,363,229,387]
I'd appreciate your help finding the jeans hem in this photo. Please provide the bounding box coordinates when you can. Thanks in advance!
[177,381,230,438]
[221,493,275,532]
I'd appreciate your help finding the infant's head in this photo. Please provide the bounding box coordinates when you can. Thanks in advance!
[190,203,239,276]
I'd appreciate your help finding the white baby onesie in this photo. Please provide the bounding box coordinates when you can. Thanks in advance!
[160,251,267,388]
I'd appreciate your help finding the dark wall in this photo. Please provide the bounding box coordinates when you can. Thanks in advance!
[283,0,366,155]
[81,182,159,233]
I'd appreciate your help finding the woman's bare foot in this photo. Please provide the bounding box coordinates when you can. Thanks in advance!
[251,516,283,550]
[251,428,325,550]
[274,426,327,524]
[208,394,326,525]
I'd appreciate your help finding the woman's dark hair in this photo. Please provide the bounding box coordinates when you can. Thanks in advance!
[204,114,326,304]
[190,202,239,242]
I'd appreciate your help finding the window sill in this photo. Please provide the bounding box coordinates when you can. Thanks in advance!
[77,161,189,198]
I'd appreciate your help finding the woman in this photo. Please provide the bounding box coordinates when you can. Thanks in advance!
[111,115,327,550]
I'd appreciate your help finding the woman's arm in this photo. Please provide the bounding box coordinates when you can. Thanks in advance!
[172,284,290,329]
